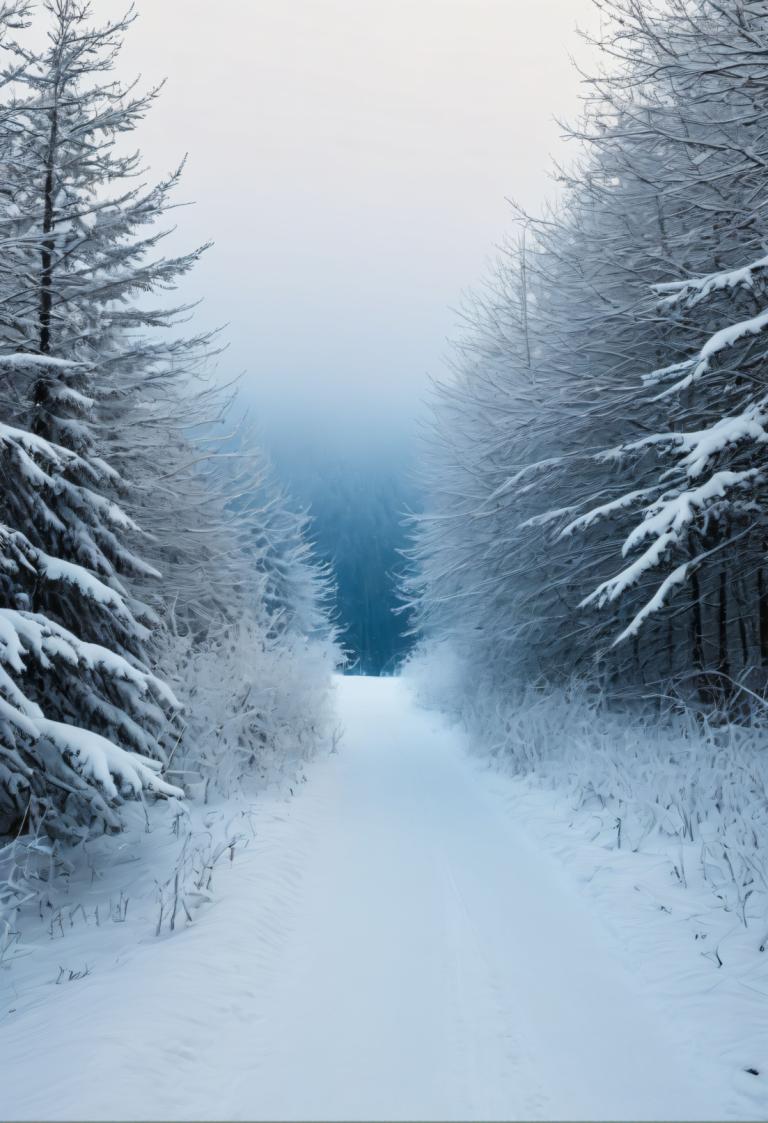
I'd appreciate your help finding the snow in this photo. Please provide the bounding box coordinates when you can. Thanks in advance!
[651,307,768,398]
[654,254,768,305]
[559,486,655,536]
[482,457,564,505]
[0,675,751,1122]
[38,553,130,615]
[0,353,78,369]
[614,559,690,643]
[0,422,72,466]
[677,412,768,477]
[518,504,577,529]
[35,719,183,801]
[1,609,179,709]
[623,470,757,554]
[581,529,677,608]
[693,307,768,367]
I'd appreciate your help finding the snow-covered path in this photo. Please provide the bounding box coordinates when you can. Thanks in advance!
[2,676,727,1120]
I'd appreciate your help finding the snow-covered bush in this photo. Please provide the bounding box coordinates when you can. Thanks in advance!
[152,426,340,796]
[406,644,768,928]
[167,623,338,801]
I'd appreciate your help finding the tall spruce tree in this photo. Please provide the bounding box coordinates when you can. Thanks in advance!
[0,1,190,838]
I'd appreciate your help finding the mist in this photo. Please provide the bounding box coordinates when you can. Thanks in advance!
[98,0,599,668]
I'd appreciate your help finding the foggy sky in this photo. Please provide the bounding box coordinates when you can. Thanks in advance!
[103,0,598,453]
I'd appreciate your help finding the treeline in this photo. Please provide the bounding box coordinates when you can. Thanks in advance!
[0,1,335,843]
[410,0,768,712]
[275,445,417,675]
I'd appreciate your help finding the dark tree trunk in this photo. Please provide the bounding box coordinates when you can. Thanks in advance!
[758,562,768,667]
[38,104,58,358]
[718,567,730,682]
[691,568,704,673]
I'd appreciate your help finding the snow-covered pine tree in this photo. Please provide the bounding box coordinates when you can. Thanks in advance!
[232,437,334,641]
[544,0,768,699]
[0,3,188,838]
[410,0,768,705]
[0,0,337,839]
[408,44,690,690]
[0,525,182,841]
[0,1,212,640]
[0,1,327,647]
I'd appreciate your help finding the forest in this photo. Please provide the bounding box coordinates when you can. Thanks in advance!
[403,0,768,983]
[2,1,768,1119]
[0,0,338,849]
[271,440,417,674]
[410,0,768,713]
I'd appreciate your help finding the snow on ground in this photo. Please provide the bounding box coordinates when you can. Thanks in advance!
[475,767,768,1121]
[0,675,762,1121]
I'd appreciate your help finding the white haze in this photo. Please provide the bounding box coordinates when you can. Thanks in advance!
[97,0,598,454]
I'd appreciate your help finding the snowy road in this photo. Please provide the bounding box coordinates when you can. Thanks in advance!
[2,676,727,1120]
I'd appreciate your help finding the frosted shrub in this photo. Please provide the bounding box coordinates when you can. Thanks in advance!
[408,645,768,927]
[166,621,338,800]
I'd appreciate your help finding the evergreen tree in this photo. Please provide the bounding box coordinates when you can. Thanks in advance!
[0,1,337,840]
[411,0,768,706]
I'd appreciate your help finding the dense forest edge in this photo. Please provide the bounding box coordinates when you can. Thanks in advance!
[405,0,768,940]
[0,0,340,919]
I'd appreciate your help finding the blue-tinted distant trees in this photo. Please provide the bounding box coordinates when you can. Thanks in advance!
[274,447,417,675]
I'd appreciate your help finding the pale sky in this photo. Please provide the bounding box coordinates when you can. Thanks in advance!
[103,0,598,454]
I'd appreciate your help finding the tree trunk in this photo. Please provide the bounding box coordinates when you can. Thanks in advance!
[718,567,730,682]
[758,561,768,667]
[38,98,59,358]
[690,567,704,673]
